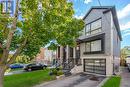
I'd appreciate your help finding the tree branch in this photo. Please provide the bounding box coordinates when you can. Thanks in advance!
[6,0,19,50]
[7,37,27,65]
[1,0,20,64]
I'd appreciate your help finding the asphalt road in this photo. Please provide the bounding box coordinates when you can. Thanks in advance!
[121,67,130,87]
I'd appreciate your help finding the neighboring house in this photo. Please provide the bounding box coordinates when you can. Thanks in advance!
[57,6,122,76]
[36,48,56,65]
[126,56,130,64]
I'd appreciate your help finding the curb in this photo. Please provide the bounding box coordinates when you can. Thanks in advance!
[96,77,109,87]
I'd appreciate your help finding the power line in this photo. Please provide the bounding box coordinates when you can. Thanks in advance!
[97,0,102,6]
[97,0,111,26]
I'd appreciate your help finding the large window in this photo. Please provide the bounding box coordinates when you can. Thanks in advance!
[85,39,102,53]
[85,18,101,35]
[91,40,101,52]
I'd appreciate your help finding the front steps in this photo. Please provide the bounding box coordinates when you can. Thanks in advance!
[71,65,83,74]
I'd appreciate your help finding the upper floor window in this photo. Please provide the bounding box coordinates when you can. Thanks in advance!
[85,18,102,36]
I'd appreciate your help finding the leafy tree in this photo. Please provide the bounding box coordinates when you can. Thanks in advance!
[120,46,130,66]
[0,0,84,86]
[15,55,32,63]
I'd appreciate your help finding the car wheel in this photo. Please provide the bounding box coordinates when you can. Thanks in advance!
[28,68,32,71]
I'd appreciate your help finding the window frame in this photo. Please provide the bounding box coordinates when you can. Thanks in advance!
[84,38,104,54]
[85,18,102,36]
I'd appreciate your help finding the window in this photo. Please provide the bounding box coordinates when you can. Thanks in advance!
[85,24,90,36]
[85,18,101,36]
[85,43,91,52]
[91,40,101,51]
[85,39,102,53]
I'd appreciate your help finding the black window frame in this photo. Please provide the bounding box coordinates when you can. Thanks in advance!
[83,34,105,54]
[84,39,104,54]
[85,18,102,36]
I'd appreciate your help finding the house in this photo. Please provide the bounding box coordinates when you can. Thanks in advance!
[126,56,130,64]
[36,48,56,65]
[57,6,122,76]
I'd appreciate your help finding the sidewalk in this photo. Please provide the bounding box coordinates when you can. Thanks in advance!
[120,67,130,87]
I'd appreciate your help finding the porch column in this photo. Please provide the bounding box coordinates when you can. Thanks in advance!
[60,46,63,63]
[73,47,76,59]
[66,45,69,60]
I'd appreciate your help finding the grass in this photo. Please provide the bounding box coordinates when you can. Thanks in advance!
[4,69,56,87]
[102,76,121,87]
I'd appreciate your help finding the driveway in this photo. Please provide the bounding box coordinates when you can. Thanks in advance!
[121,67,130,87]
[35,73,105,87]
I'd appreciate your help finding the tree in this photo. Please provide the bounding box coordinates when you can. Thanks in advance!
[120,46,130,66]
[121,49,127,66]
[0,0,84,87]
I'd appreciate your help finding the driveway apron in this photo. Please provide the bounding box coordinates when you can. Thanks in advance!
[35,73,104,87]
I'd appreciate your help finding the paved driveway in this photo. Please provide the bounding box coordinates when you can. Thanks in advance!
[121,67,130,87]
[35,73,104,87]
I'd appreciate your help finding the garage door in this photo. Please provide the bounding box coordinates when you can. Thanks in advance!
[84,59,106,75]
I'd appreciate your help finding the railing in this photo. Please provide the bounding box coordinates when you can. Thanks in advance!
[62,58,82,70]
[75,58,82,66]
[62,58,75,70]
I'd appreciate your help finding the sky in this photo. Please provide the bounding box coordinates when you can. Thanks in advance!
[0,0,130,48]
[71,0,130,48]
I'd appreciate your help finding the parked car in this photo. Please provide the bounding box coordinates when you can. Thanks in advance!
[9,63,24,69]
[127,63,130,72]
[24,63,47,71]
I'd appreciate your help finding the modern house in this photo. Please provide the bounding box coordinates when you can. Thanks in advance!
[57,6,122,76]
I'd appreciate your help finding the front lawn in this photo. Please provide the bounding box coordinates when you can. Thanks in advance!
[102,76,121,87]
[4,69,56,87]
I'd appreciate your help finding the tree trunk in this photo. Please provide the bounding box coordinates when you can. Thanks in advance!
[0,66,5,87]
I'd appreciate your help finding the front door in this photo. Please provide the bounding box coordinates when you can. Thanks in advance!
[76,45,80,65]
[63,46,66,63]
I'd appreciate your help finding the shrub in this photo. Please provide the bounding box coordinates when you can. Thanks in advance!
[57,70,63,76]
[49,67,63,76]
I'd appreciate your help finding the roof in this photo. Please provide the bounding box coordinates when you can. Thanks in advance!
[82,6,122,41]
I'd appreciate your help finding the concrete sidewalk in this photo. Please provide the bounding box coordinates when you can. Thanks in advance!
[120,67,130,87]
[34,73,104,87]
